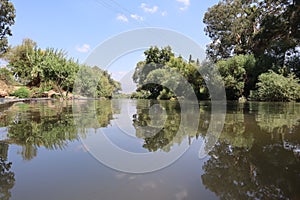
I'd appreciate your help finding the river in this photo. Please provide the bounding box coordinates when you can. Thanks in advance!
[0,99,299,200]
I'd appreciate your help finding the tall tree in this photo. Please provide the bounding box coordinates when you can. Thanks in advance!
[0,0,15,55]
[203,0,259,61]
[203,0,300,69]
[253,0,300,68]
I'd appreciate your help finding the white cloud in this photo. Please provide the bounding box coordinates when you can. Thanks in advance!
[176,0,190,10]
[161,11,168,16]
[116,14,128,22]
[130,14,144,21]
[140,3,158,14]
[76,44,90,53]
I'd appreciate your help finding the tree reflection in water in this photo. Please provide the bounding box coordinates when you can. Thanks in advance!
[0,100,119,199]
[0,100,299,199]
[0,100,117,160]
[202,102,300,200]
[0,143,15,200]
[132,100,300,199]
[133,100,209,152]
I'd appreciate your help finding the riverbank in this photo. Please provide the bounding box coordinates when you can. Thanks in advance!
[0,98,54,109]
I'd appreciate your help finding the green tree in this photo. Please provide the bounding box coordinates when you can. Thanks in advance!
[132,46,174,87]
[255,70,300,101]
[203,0,299,69]
[216,55,256,99]
[0,68,14,85]
[0,0,15,55]
[253,0,300,68]
[132,46,174,99]
[167,56,204,99]
[203,0,259,61]
[4,39,121,98]
[3,38,37,84]
[132,46,205,100]
[38,48,80,96]
[74,65,121,98]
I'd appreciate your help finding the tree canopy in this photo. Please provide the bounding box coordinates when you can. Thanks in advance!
[202,0,300,101]
[132,46,207,100]
[0,0,15,55]
[203,0,300,69]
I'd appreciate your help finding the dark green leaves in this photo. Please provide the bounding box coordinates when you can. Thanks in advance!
[0,0,15,55]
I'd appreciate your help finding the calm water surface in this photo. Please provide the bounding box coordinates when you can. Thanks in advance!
[0,99,300,200]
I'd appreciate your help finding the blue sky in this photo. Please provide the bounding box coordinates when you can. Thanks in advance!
[8,0,219,92]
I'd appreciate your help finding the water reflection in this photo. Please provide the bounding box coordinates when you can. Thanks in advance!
[0,100,299,199]
[0,102,78,160]
[202,102,300,200]
[0,143,15,200]
[0,100,117,160]
[73,100,120,135]
[256,102,300,135]
[219,103,254,149]
[133,100,207,152]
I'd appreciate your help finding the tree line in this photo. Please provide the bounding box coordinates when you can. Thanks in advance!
[132,0,300,101]
[1,0,299,101]
[1,38,121,98]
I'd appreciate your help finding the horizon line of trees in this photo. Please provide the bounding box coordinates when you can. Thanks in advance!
[131,46,300,101]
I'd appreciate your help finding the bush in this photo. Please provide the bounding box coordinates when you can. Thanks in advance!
[255,70,300,101]
[11,87,30,98]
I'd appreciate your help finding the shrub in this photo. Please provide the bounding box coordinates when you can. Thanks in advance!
[11,87,30,98]
[256,70,300,101]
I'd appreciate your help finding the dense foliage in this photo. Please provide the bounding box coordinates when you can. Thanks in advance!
[0,0,15,55]
[204,1,299,68]
[132,46,207,100]
[201,0,300,101]
[254,70,300,101]
[216,55,256,99]
[2,39,121,98]
[203,0,299,67]
[74,65,121,98]
[132,46,300,101]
